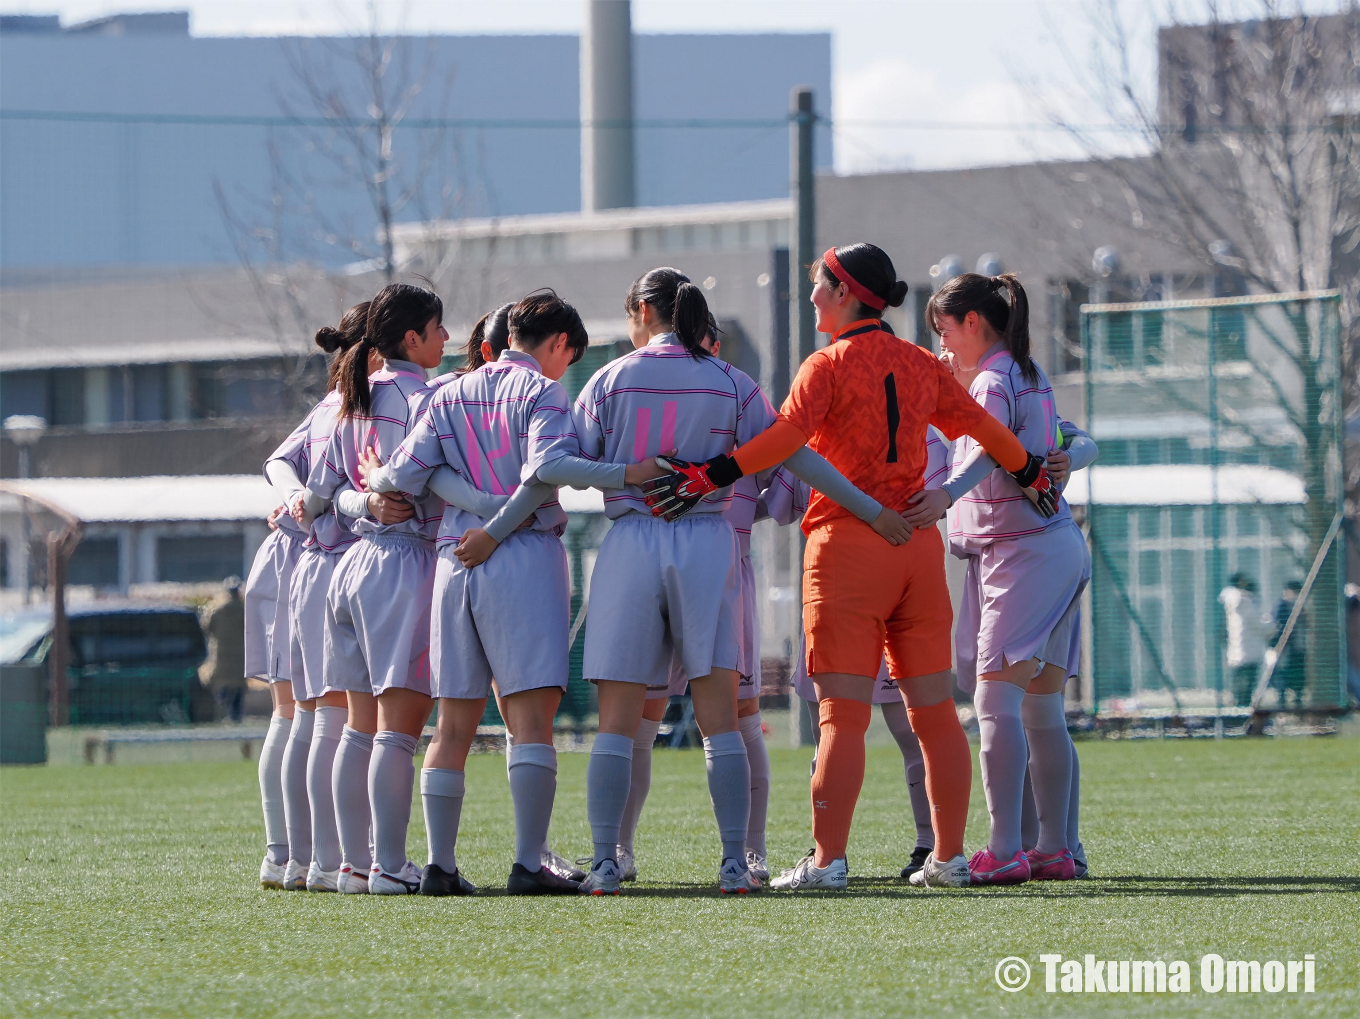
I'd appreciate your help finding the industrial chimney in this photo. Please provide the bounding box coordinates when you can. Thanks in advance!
[580,0,635,213]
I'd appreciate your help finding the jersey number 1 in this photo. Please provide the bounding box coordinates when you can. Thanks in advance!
[884,373,900,463]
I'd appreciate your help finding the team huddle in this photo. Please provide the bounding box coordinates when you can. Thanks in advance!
[245,242,1097,897]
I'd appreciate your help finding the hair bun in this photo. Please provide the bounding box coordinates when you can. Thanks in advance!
[886,280,909,308]
[314,325,345,353]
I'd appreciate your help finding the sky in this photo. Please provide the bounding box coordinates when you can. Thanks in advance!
[4,0,1347,174]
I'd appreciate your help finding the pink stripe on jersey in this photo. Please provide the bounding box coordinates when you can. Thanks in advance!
[658,401,677,456]
[633,407,651,463]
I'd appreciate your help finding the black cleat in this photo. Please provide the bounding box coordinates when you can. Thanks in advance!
[507,862,582,895]
[419,863,476,896]
[900,845,932,880]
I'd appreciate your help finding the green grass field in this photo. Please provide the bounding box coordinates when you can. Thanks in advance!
[4,737,1358,1017]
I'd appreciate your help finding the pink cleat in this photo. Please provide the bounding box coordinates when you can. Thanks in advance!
[1026,848,1077,881]
[968,848,1031,885]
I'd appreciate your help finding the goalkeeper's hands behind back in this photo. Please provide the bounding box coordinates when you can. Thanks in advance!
[641,454,743,521]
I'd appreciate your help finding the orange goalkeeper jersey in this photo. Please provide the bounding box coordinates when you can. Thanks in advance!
[779,319,989,534]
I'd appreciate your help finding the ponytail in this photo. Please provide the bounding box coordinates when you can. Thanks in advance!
[926,271,1037,385]
[338,283,443,418]
[463,302,513,373]
[336,337,376,418]
[624,266,713,360]
[316,300,371,390]
[672,281,711,357]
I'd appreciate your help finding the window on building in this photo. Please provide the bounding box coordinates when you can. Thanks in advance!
[157,535,243,583]
[68,537,121,588]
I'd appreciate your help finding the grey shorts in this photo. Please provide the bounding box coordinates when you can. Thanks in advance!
[244,528,303,682]
[583,513,740,687]
[430,532,571,700]
[655,553,756,701]
[324,533,436,696]
[288,546,344,702]
[955,521,1090,695]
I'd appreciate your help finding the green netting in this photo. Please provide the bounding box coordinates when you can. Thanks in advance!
[1081,291,1346,714]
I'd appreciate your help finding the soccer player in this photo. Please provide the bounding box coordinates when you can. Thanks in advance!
[915,272,1094,884]
[306,283,447,896]
[641,243,1053,890]
[574,268,912,895]
[615,319,889,885]
[779,425,982,880]
[250,302,370,890]
[363,289,661,895]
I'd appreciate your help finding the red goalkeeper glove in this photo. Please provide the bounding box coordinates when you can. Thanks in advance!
[1008,453,1059,518]
[640,454,743,521]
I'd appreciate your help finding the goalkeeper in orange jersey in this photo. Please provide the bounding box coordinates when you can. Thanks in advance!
[642,242,1054,889]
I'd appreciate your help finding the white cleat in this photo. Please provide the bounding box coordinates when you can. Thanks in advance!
[337,863,369,894]
[306,862,339,892]
[770,850,847,892]
[282,859,308,891]
[908,852,970,888]
[616,845,638,882]
[719,857,762,894]
[745,851,769,883]
[260,856,285,890]
[542,849,586,883]
[369,860,422,895]
[579,858,621,896]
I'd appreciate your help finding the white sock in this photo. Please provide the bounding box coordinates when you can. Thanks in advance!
[508,743,558,871]
[587,733,634,866]
[307,706,346,873]
[737,713,769,858]
[618,717,661,855]
[975,681,1027,861]
[281,708,314,868]
[703,730,750,865]
[258,715,290,865]
[420,767,465,874]
[1022,691,1073,855]
[332,727,374,873]
[369,731,418,876]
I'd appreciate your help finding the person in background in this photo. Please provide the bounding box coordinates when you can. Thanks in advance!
[1218,572,1269,706]
[1345,583,1360,709]
[1271,579,1307,708]
[201,577,247,722]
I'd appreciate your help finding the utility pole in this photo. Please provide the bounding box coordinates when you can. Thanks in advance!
[790,87,816,370]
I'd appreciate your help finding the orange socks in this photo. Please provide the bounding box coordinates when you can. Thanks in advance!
[907,699,972,860]
[810,698,872,864]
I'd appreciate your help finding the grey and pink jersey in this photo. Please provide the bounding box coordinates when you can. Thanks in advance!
[295,392,360,553]
[384,349,577,548]
[572,333,770,519]
[308,360,443,541]
[947,344,1071,553]
[759,425,950,526]
[263,403,315,541]
[720,366,779,558]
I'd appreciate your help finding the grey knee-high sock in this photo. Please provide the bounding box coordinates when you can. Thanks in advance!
[618,718,660,855]
[974,681,1028,861]
[1022,691,1073,855]
[370,731,419,875]
[307,706,346,872]
[420,767,464,873]
[509,743,558,871]
[281,708,314,868]
[703,730,750,864]
[1020,767,1039,853]
[1067,733,1081,853]
[259,715,290,865]
[738,713,770,858]
[587,732,634,866]
[333,727,374,872]
[880,701,934,850]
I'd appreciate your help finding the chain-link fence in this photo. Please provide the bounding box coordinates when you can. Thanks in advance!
[1080,290,1346,716]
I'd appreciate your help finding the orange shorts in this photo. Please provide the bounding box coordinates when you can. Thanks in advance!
[802,519,953,680]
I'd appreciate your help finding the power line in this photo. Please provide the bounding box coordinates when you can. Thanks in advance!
[0,108,1349,133]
